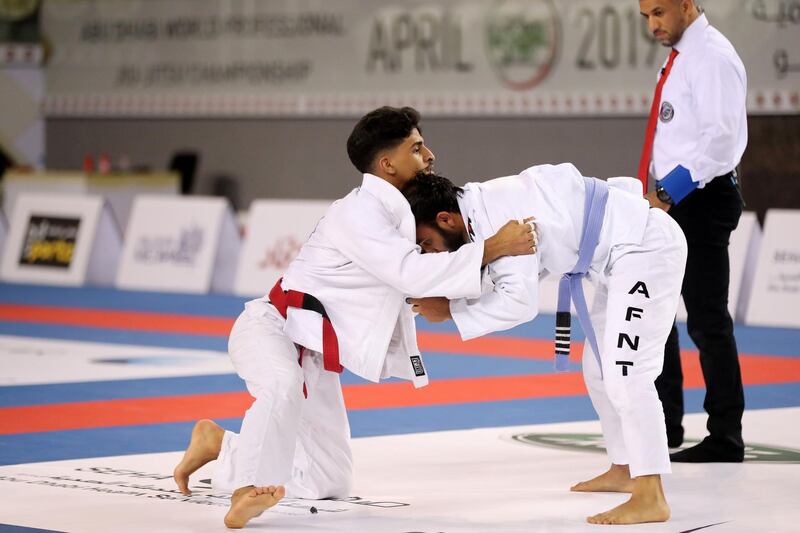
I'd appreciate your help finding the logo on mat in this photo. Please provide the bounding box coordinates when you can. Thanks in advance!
[659,101,674,122]
[410,355,426,377]
[19,215,81,269]
[509,433,800,463]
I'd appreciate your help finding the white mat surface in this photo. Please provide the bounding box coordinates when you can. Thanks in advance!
[2,409,799,532]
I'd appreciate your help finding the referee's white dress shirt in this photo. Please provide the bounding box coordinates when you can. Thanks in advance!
[651,13,747,204]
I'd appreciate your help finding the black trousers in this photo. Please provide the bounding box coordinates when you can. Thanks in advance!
[656,174,745,450]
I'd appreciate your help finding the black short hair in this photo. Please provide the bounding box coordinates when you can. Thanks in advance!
[347,106,421,174]
[403,172,464,226]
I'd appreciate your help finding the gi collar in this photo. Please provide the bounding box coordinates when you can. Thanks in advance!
[456,185,477,242]
[360,173,414,224]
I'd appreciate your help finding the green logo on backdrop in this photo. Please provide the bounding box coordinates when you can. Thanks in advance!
[484,0,560,91]
[512,433,800,463]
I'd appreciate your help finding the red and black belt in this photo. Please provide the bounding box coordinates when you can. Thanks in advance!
[268,278,343,397]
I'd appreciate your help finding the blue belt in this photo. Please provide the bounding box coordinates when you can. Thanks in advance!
[554,178,609,377]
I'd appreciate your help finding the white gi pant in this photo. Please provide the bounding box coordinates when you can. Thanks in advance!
[583,208,687,478]
[212,301,353,499]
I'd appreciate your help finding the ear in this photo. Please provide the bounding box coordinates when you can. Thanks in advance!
[376,155,395,175]
[435,211,457,230]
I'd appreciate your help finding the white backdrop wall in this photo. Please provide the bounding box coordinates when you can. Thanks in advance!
[41,0,799,117]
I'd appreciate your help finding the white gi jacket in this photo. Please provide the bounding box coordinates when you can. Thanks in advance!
[450,163,650,340]
[250,173,485,386]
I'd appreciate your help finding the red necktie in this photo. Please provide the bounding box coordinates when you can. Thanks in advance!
[637,48,679,193]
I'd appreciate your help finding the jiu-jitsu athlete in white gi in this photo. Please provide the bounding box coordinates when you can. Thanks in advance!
[172,106,537,529]
[405,163,687,526]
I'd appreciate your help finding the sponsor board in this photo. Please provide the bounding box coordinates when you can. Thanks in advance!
[116,196,239,294]
[746,209,800,327]
[0,193,121,286]
[2,171,180,233]
[234,199,330,297]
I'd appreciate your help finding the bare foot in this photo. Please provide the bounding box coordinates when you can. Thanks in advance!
[570,464,634,493]
[224,485,286,529]
[173,419,225,495]
[587,474,670,525]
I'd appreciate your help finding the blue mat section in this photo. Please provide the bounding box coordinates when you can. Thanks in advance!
[0,420,239,466]
[3,316,798,360]
[2,281,799,466]
[0,374,246,408]
[0,354,573,408]
[0,283,247,317]
[2,382,798,466]
[424,314,800,358]
[0,322,230,352]
[4,282,800,356]
[0,396,598,465]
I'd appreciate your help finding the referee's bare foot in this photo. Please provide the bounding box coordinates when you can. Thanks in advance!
[224,485,285,529]
[587,474,670,525]
[173,419,224,495]
[570,464,634,493]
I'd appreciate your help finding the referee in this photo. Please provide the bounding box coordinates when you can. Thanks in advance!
[638,0,747,462]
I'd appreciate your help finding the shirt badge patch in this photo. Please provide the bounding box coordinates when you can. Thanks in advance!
[659,101,674,123]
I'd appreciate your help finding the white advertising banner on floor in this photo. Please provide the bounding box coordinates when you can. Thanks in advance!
[0,193,121,286]
[746,209,800,328]
[234,199,331,296]
[677,210,761,324]
[116,196,240,294]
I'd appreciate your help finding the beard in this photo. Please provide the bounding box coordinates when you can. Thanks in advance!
[439,225,467,251]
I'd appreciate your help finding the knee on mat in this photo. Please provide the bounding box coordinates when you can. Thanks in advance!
[301,463,353,499]
[325,454,354,497]
[324,469,353,499]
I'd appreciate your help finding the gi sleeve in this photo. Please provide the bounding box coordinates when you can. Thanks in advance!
[327,199,484,299]
[450,252,539,341]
